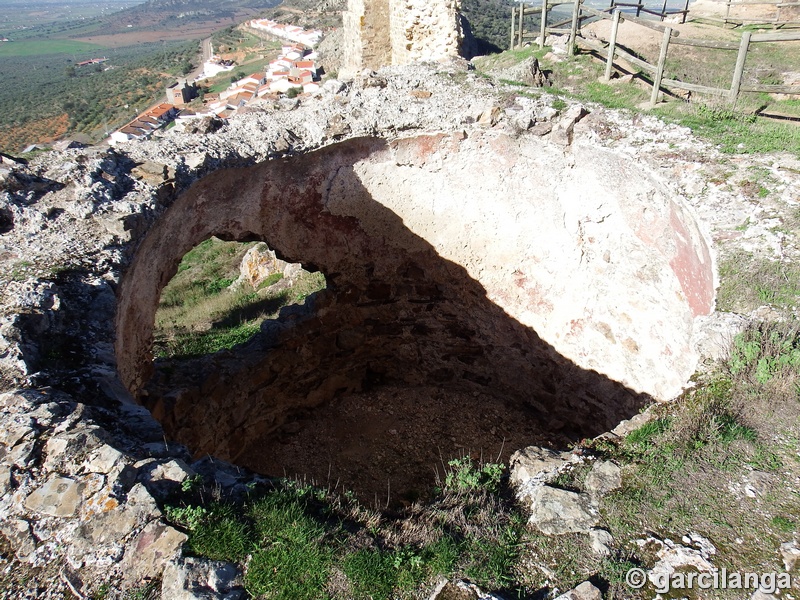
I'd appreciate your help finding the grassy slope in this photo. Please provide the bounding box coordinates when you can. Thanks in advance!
[474,39,800,156]
[154,238,325,359]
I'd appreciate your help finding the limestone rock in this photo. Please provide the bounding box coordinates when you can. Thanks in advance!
[236,244,288,290]
[551,104,588,147]
[0,518,37,561]
[122,521,188,582]
[161,556,245,600]
[325,113,351,139]
[137,458,194,500]
[24,475,83,517]
[610,410,654,438]
[494,57,550,87]
[530,121,554,136]
[780,540,800,572]
[641,537,716,587]
[589,528,614,557]
[131,161,172,185]
[693,311,748,363]
[528,486,598,535]
[8,438,37,468]
[74,483,160,555]
[43,427,101,474]
[81,443,128,475]
[428,577,505,600]
[0,463,12,496]
[584,460,621,499]
[477,106,501,127]
[510,445,580,501]
[554,581,603,600]
[0,414,35,447]
[681,532,716,558]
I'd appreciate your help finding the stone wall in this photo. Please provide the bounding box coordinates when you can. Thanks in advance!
[389,0,463,66]
[341,0,463,77]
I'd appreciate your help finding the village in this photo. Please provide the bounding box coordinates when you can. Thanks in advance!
[109,19,324,145]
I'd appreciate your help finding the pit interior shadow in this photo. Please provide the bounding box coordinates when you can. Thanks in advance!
[120,137,652,504]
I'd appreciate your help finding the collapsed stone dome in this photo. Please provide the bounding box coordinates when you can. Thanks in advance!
[115,131,714,477]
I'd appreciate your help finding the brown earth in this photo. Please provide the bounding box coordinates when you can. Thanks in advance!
[238,384,565,507]
[0,113,69,154]
[75,21,239,48]
[73,8,264,47]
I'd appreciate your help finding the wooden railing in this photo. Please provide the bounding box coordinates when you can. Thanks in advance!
[509,0,800,107]
[719,0,800,27]
[509,0,689,50]
[609,0,690,22]
[571,3,800,106]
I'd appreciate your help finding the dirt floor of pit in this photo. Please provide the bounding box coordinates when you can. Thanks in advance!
[234,384,573,508]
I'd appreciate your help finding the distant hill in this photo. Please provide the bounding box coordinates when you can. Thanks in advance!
[462,0,516,55]
[101,0,512,49]
[45,0,280,38]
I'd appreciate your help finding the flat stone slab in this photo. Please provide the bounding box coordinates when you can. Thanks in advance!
[528,485,598,535]
[585,460,622,498]
[24,475,83,518]
[555,581,603,600]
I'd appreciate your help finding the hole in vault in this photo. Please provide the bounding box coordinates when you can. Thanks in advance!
[153,238,326,360]
[117,134,715,509]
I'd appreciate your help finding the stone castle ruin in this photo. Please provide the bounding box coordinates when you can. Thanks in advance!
[341,0,465,77]
[0,31,744,599]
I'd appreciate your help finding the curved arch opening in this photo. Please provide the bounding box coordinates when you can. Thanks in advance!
[116,133,715,503]
[153,238,326,361]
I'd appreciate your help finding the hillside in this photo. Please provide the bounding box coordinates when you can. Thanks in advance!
[0,40,198,153]
[462,0,517,54]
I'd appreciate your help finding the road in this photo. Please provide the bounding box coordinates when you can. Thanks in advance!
[189,37,213,81]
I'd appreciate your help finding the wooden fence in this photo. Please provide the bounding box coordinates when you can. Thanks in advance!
[609,0,690,22]
[509,0,800,107]
[718,0,800,27]
[509,0,688,49]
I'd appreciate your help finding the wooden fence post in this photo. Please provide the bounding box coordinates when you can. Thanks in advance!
[681,0,690,23]
[729,30,751,106]
[518,2,525,48]
[540,0,548,48]
[568,0,581,56]
[510,6,517,50]
[604,9,622,81]
[724,0,731,25]
[660,0,668,20]
[649,26,672,106]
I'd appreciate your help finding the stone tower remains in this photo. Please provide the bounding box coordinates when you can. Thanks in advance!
[341,0,464,78]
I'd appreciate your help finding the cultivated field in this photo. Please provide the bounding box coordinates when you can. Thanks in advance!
[0,39,101,56]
